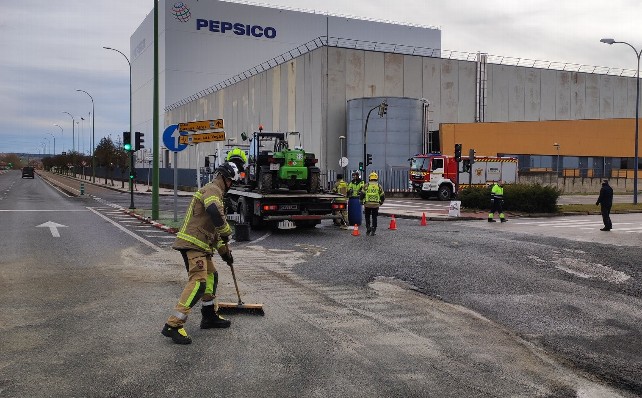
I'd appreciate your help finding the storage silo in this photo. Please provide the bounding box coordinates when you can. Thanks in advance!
[346,97,427,190]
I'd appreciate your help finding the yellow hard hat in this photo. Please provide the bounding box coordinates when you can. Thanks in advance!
[369,171,378,180]
[226,147,247,164]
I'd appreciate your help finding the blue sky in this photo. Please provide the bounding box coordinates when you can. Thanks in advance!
[1,0,640,155]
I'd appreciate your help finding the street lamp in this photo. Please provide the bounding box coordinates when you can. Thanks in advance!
[601,38,641,204]
[47,132,56,155]
[553,143,560,185]
[63,111,75,153]
[76,90,95,183]
[103,46,133,207]
[54,124,63,151]
[363,100,388,178]
[43,137,50,155]
[339,135,346,176]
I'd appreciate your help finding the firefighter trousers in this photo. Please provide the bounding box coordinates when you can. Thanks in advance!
[166,250,219,327]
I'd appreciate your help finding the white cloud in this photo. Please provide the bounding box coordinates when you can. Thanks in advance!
[1,0,640,153]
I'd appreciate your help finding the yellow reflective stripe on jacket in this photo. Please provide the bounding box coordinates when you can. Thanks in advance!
[178,194,199,234]
[204,194,223,207]
[177,192,211,251]
[217,223,232,236]
[176,231,211,251]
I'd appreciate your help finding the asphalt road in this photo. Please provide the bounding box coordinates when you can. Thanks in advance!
[1,170,640,397]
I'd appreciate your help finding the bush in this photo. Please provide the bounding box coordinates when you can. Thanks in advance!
[459,184,561,213]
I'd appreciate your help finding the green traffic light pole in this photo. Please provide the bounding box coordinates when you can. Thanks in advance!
[129,148,135,209]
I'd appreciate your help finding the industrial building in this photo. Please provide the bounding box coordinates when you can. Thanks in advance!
[131,0,640,188]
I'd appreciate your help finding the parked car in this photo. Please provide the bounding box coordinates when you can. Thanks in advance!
[22,167,35,179]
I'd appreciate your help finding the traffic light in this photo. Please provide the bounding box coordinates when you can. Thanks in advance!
[378,101,388,117]
[135,132,145,151]
[366,153,373,166]
[358,161,364,171]
[123,132,132,151]
[454,143,462,162]
[469,149,476,164]
[129,170,137,180]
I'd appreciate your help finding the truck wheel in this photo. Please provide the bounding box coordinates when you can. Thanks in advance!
[307,171,320,193]
[238,197,262,229]
[437,185,452,201]
[259,172,273,193]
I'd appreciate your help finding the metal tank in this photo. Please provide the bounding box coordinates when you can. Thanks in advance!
[346,97,427,190]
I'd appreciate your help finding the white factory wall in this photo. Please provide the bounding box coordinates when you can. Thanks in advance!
[167,45,640,173]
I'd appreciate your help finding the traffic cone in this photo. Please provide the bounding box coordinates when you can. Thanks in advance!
[352,224,360,236]
[420,212,427,226]
[388,215,397,230]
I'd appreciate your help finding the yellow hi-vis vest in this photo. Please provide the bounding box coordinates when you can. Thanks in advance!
[491,184,504,199]
[363,182,383,208]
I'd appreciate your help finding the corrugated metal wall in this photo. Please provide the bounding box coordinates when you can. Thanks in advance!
[166,46,640,173]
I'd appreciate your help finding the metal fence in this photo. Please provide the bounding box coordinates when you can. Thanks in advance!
[166,36,636,111]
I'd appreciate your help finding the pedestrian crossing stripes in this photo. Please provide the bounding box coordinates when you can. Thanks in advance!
[513,218,641,233]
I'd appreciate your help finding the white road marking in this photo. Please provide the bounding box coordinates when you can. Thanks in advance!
[88,207,162,252]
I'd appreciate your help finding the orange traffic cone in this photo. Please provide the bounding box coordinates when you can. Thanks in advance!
[352,224,360,236]
[388,215,397,230]
[420,212,427,226]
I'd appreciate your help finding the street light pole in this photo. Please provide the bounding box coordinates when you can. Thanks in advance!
[63,111,75,153]
[54,124,63,148]
[47,133,56,155]
[553,143,560,187]
[103,46,134,209]
[76,90,95,183]
[339,135,346,177]
[363,100,387,178]
[601,38,641,204]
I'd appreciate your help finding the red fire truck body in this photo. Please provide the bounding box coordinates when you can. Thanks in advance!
[409,154,518,200]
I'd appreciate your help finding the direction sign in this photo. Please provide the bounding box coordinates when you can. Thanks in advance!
[179,131,226,144]
[162,124,187,152]
[179,119,224,131]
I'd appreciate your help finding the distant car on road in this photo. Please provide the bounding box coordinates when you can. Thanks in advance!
[22,167,35,179]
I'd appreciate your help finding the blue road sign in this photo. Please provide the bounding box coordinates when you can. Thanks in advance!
[162,124,188,152]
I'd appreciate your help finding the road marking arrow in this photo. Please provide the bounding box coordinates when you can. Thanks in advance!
[36,221,68,237]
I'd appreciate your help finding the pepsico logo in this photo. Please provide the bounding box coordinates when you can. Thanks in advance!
[171,2,191,23]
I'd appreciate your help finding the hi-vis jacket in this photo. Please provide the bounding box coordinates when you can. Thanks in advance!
[173,177,232,253]
[491,183,504,200]
[362,182,385,208]
[332,179,348,203]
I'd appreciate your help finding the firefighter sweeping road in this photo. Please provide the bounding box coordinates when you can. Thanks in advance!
[1,170,640,397]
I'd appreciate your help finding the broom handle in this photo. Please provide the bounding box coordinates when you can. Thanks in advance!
[226,244,243,305]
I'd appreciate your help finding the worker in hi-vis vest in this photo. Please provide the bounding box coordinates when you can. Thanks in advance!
[488,180,506,222]
[361,171,385,236]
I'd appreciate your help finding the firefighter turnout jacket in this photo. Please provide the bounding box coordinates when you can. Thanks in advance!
[332,178,348,203]
[173,176,232,253]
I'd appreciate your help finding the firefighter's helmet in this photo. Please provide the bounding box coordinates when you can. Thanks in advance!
[369,171,378,181]
[226,147,247,172]
[216,162,240,181]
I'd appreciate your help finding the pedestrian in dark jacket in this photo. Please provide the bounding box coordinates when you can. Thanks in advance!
[596,179,613,231]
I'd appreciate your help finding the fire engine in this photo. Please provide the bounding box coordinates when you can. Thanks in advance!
[409,154,518,200]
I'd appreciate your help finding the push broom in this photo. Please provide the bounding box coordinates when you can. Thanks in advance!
[218,245,265,316]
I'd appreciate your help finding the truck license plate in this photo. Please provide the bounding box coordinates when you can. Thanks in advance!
[270,163,280,171]
[279,204,298,211]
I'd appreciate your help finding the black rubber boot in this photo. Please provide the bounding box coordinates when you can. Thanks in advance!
[200,307,231,329]
[161,323,192,345]
[488,218,496,222]
[371,227,376,236]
